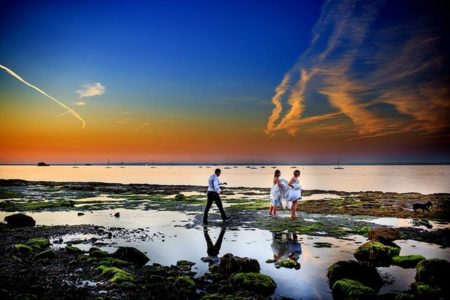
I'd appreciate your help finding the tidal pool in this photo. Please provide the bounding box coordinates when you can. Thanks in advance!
[2,209,448,299]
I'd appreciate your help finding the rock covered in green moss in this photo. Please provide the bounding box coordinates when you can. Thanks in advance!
[275,258,297,269]
[14,244,33,254]
[411,282,442,298]
[327,260,383,290]
[392,255,425,268]
[265,259,276,264]
[176,260,195,271]
[96,265,135,283]
[64,245,82,254]
[174,194,186,201]
[89,247,110,258]
[175,275,196,290]
[96,257,129,267]
[415,258,450,288]
[35,249,56,259]
[26,238,50,250]
[218,253,260,276]
[230,272,277,296]
[112,246,149,266]
[354,241,400,264]
[332,278,376,300]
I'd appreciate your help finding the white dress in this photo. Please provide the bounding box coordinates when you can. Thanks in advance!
[288,177,302,201]
[270,178,289,207]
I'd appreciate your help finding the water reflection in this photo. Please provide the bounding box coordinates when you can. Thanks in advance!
[202,226,227,265]
[271,231,302,270]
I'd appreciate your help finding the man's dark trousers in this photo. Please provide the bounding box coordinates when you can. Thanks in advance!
[203,191,227,223]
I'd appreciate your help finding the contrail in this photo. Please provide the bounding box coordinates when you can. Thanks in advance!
[0,64,86,128]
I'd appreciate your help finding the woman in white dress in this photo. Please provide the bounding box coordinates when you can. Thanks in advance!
[287,170,302,218]
[269,170,282,217]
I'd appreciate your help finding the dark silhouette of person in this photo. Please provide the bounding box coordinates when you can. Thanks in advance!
[202,226,227,265]
[203,168,230,225]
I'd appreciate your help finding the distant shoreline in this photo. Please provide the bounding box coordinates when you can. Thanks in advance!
[1,162,450,166]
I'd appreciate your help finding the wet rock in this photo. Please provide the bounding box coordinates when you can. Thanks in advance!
[26,238,50,250]
[410,282,442,299]
[112,246,149,266]
[96,265,135,283]
[218,253,260,276]
[174,194,186,201]
[77,212,84,216]
[415,258,450,288]
[14,244,33,254]
[332,279,376,300]
[368,227,400,245]
[392,255,425,268]
[378,292,415,300]
[354,241,400,265]
[114,212,120,218]
[175,275,196,290]
[327,260,383,290]
[313,242,334,248]
[4,213,35,227]
[275,258,299,269]
[176,260,195,271]
[13,294,38,300]
[89,247,110,258]
[35,249,56,259]
[230,272,277,296]
[65,245,83,254]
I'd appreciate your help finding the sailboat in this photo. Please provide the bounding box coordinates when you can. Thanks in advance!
[334,158,344,169]
[106,160,111,168]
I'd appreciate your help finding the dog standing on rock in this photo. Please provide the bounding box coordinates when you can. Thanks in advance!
[412,201,432,212]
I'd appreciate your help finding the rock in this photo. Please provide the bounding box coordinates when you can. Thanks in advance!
[13,294,38,300]
[332,279,376,300]
[265,259,276,264]
[275,258,299,269]
[378,292,415,300]
[65,245,83,254]
[218,253,260,276]
[77,212,84,216]
[392,255,425,268]
[113,246,149,266]
[174,194,186,201]
[313,242,334,248]
[175,275,196,290]
[415,258,450,288]
[327,260,383,290]
[4,213,35,227]
[96,265,135,283]
[176,260,195,271]
[0,289,11,300]
[89,247,110,258]
[114,212,120,217]
[35,249,56,259]
[14,244,33,254]
[230,272,277,296]
[26,238,50,250]
[411,282,442,299]
[368,228,400,245]
[354,241,400,265]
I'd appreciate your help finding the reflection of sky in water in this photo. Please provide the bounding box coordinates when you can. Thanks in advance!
[363,217,449,230]
[1,210,449,299]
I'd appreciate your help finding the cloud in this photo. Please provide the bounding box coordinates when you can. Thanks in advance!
[76,82,105,98]
[74,101,86,106]
[0,64,86,128]
[265,0,449,139]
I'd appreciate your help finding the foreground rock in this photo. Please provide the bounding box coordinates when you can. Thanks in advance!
[354,241,400,265]
[230,272,277,296]
[4,213,36,227]
[113,246,149,266]
[217,253,260,276]
[391,255,425,268]
[327,260,383,290]
[415,258,450,289]
[332,278,376,300]
[368,228,400,245]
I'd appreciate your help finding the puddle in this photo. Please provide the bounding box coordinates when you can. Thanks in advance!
[302,193,343,201]
[362,217,449,230]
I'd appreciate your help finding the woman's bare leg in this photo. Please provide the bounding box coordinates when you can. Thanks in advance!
[269,205,273,216]
[291,201,298,218]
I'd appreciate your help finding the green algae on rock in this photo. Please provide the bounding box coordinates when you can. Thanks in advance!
[64,245,83,254]
[327,260,383,290]
[14,244,33,254]
[391,255,425,268]
[230,272,277,296]
[332,278,376,299]
[96,265,135,283]
[276,258,297,269]
[35,249,56,259]
[26,238,50,250]
[415,258,450,288]
[354,241,400,264]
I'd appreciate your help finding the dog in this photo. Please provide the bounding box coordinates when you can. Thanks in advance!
[412,201,432,212]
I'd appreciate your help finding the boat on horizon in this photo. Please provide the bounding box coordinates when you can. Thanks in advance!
[334,158,344,170]
[37,162,49,167]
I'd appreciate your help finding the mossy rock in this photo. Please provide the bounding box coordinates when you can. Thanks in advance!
[230,272,276,296]
[276,258,297,269]
[392,255,425,268]
[120,281,137,289]
[35,249,56,259]
[332,279,376,300]
[415,258,450,288]
[65,245,82,254]
[411,282,442,299]
[265,259,276,264]
[26,238,50,250]
[89,248,110,258]
[96,257,129,267]
[201,293,235,300]
[327,260,383,290]
[354,241,400,265]
[176,276,196,290]
[97,265,135,283]
[14,244,33,254]
[174,194,186,201]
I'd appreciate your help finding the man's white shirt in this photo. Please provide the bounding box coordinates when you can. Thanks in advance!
[207,174,222,193]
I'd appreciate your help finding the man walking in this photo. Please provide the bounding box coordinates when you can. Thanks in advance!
[203,168,230,225]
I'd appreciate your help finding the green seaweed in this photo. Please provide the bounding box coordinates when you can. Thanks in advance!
[332,279,376,299]
[392,255,425,268]
[14,244,33,254]
[65,245,83,254]
[230,272,277,296]
[26,238,50,250]
[96,265,135,283]
[175,276,196,290]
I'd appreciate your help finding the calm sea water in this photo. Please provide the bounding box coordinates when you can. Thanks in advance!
[1,165,449,193]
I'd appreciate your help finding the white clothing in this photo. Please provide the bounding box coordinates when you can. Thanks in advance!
[207,174,223,193]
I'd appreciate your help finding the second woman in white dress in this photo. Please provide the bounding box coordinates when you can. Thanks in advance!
[287,170,302,219]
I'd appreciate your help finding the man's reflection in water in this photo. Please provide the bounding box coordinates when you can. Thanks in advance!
[271,230,302,270]
[201,226,227,265]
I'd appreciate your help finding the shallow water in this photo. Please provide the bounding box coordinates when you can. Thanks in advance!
[1,165,450,193]
[2,209,449,299]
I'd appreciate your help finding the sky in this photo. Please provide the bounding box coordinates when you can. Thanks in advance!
[0,0,449,164]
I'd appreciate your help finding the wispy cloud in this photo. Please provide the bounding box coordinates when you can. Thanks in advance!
[266,0,449,139]
[0,64,86,128]
[74,101,86,106]
[76,82,105,98]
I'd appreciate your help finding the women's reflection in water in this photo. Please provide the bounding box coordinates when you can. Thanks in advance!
[271,231,302,270]
[201,226,227,266]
